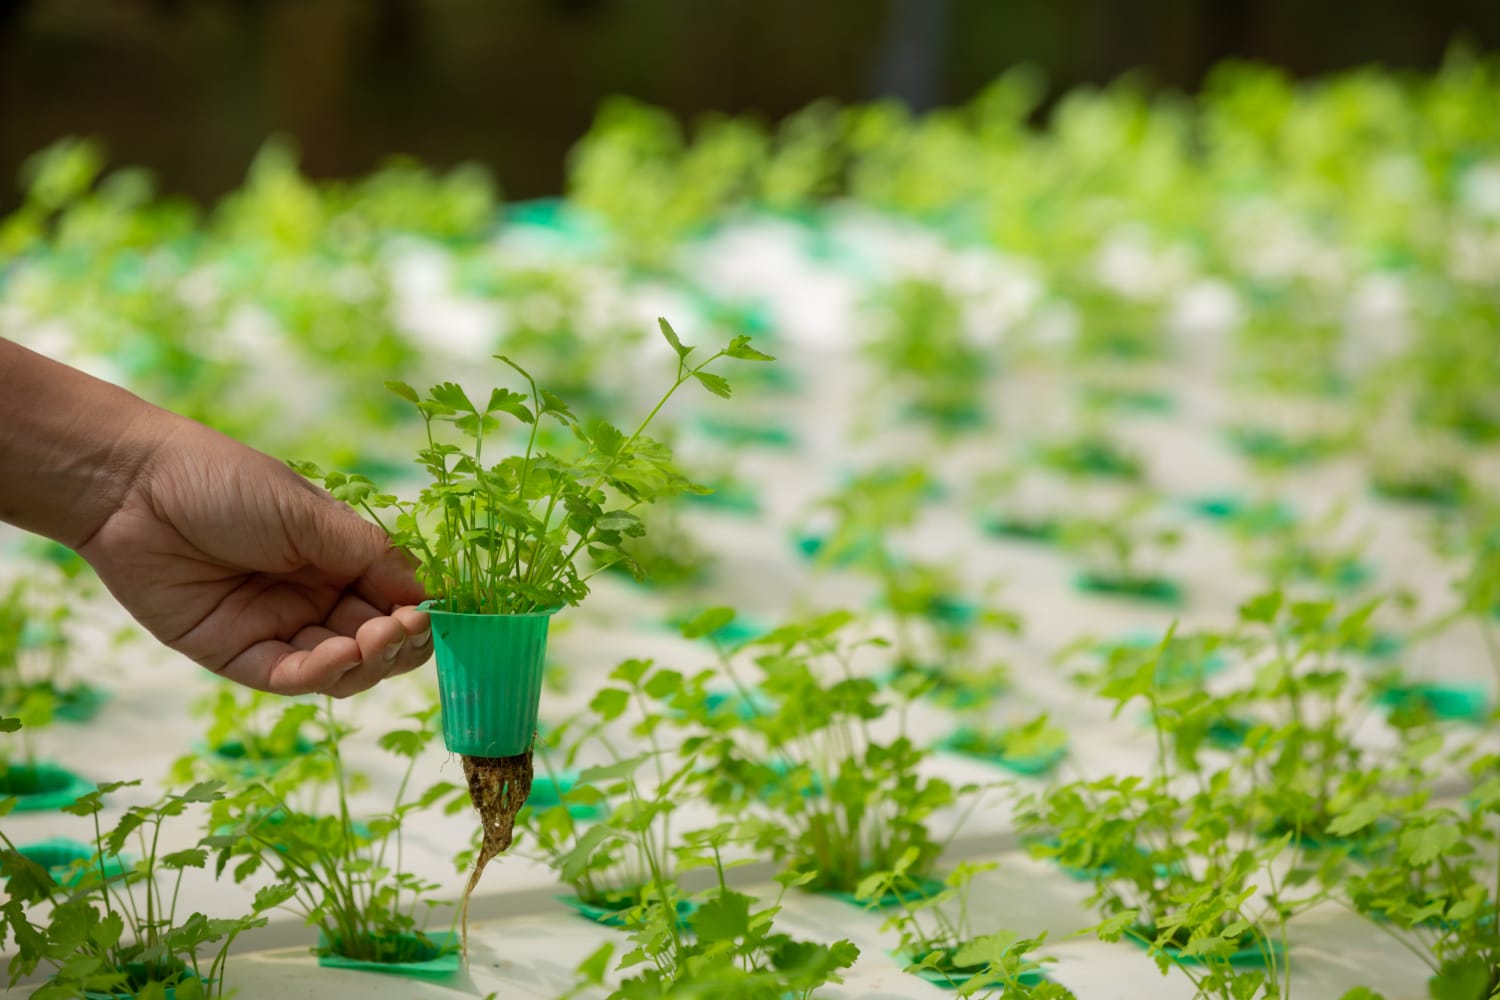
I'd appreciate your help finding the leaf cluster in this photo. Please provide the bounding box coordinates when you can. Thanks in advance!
[293,319,772,613]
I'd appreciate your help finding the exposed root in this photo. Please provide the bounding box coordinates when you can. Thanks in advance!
[458,749,533,958]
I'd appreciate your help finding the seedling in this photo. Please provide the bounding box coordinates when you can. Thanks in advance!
[565,847,860,999]
[942,714,1069,777]
[865,277,989,432]
[0,579,103,723]
[976,466,1067,543]
[208,702,455,968]
[3,774,294,999]
[1060,499,1183,604]
[860,851,1073,995]
[171,687,327,787]
[1023,629,1321,1000]
[1331,746,1500,1000]
[1035,430,1145,482]
[687,610,973,897]
[520,667,700,925]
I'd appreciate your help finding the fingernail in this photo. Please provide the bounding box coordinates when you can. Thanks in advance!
[383,638,405,663]
[412,628,431,648]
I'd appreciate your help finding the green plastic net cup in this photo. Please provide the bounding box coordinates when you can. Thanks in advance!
[421,602,558,758]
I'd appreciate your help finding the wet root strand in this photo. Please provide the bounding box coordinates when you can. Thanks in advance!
[458,750,533,957]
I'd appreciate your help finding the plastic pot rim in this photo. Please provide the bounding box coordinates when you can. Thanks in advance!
[418,600,562,619]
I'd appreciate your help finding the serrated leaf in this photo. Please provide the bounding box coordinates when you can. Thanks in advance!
[952,929,1021,968]
[378,729,426,759]
[253,882,299,913]
[162,848,208,870]
[725,335,775,362]
[692,371,732,399]
[429,382,477,414]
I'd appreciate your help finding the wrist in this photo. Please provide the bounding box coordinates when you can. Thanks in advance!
[0,338,177,548]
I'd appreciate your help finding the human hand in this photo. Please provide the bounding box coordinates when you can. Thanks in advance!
[76,416,431,697]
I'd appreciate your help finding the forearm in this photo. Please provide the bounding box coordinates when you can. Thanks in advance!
[0,338,169,548]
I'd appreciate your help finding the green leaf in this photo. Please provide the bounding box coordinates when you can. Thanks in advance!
[853,870,888,902]
[1428,957,1491,1000]
[692,371,732,399]
[690,890,752,942]
[610,659,653,685]
[577,755,650,784]
[952,929,1021,968]
[559,824,615,884]
[1239,590,1282,625]
[162,848,209,870]
[378,729,427,759]
[642,670,682,701]
[179,781,224,804]
[1328,796,1387,837]
[725,335,775,362]
[0,715,18,733]
[589,688,629,722]
[1400,822,1459,865]
[678,607,736,640]
[1338,988,1386,1000]
[429,382,477,414]
[589,421,626,458]
[385,380,420,404]
[658,317,693,359]
[253,882,299,913]
[486,388,534,423]
[576,942,614,984]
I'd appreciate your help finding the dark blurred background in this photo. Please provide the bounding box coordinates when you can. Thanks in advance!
[2,0,1498,210]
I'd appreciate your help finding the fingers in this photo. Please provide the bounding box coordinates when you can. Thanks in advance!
[324,593,432,675]
[217,606,433,697]
[392,604,432,669]
[216,635,362,695]
[295,491,427,609]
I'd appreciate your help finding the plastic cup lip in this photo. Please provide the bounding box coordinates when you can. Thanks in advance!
[417,599,562,619]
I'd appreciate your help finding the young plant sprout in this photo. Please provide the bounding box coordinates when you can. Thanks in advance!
[859,852,1074,996]
[170,687,326,786]
[864,277,990,432]
[1022,629,1323,1000]
[0,579,99,723]
[685,609,976,897]
[208,703,455,968]
[1060,498,1183,604]
[2,773,294,1000]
